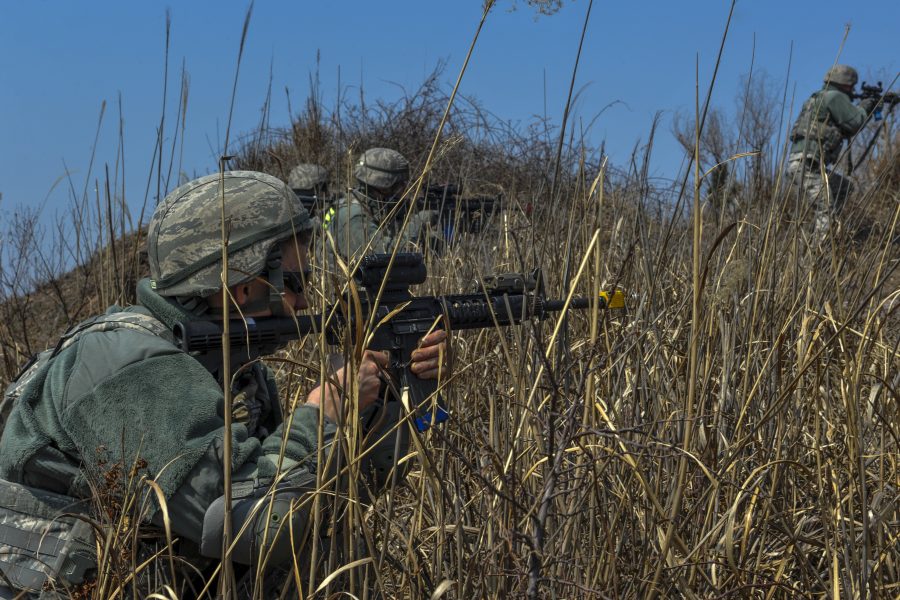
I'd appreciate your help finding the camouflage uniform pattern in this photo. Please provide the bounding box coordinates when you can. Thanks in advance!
[0,312,173,429]
[788,86,869,165]
[786,157,852,234]
[787,68,874,235]
[148,171,313,298]
[0,167,412,593]
[321,148,444,261]
[0,479,94,596]
[0,279,319,570]
[322,190,439,262]
[288,163,329,195]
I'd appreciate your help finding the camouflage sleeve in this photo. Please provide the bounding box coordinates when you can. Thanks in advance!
[326,203,389,262]
[827,91,869,136]
[153,404,335,544]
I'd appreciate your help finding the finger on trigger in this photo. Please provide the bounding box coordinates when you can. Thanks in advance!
[364,349,390,367]
[411,346,437,361]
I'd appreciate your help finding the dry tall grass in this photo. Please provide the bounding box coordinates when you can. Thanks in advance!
[1,36,898,600]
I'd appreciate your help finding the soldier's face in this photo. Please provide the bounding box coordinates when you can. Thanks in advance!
[278,238,310,313]
[233,237,310,316]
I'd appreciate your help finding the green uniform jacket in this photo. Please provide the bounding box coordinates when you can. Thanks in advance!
[789,83,871,165]
[0,279,336,544]
[322,190,440,262]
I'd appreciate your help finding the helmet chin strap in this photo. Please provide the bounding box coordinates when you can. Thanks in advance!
[264,247,287,317]
[232,247,288,316]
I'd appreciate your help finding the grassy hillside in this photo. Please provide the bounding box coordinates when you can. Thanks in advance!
[1,76,898,599]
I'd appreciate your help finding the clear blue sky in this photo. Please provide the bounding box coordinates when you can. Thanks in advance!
[1,1,897,222]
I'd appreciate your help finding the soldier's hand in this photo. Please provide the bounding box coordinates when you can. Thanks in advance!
[410,330,448,380]
[307,350,389,421]
[357,350,389,408]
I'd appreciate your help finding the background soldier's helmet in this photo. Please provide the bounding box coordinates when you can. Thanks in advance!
[824,64,858,87]
[147,171,313,298]
[288,163,329,195]
[354,148,409,190]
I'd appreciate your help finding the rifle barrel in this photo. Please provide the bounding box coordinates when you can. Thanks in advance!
[174,291,625,353]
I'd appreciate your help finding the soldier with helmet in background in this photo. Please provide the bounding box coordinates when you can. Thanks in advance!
[288,162,330,216]
[787,64,879,237]
[0,171,446,597]
[322,147,442,264]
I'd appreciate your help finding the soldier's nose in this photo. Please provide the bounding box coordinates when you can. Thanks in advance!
[292,293,309,312]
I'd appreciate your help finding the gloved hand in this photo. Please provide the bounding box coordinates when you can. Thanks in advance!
[407,209,445,255]
[408,209,440,233]
[860,96,880,114]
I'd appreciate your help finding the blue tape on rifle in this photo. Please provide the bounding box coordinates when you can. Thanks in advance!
[415,406,450,432]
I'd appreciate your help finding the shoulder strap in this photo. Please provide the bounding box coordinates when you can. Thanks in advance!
[52,311,173,358]
[2,312,173,423]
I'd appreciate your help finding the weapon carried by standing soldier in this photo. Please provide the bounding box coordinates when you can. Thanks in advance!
[786,64,897,239]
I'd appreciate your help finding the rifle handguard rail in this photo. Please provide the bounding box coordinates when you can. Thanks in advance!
[173,253,626,431]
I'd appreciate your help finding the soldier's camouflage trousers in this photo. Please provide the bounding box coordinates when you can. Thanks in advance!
[786,153,853,237]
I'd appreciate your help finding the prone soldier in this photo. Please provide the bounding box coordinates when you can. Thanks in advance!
[0,171,446,597]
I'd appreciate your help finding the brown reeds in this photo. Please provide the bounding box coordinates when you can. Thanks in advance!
[1,20,899,600]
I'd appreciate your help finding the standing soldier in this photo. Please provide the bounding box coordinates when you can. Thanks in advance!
[322,148,441,264]
[787,64,878,237]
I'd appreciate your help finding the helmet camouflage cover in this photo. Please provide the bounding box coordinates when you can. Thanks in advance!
[824,64,858,87]
[288,163,329,193]
[354,148,410,190]
[148,171,313,298]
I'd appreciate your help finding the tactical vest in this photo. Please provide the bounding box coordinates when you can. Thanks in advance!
[0,311,171,595]
[789,90,846,165]
[0,479,94,596]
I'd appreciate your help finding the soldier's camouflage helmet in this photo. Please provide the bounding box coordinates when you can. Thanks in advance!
[354,148,409,190]
[824,64,858,87]
[288,163,329,193]
[148,171,313,298]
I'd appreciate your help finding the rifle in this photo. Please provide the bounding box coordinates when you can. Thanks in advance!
[174,253,625,431]
[416,184,502,234]
[852,81,900,111]
[848,81,899,174]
